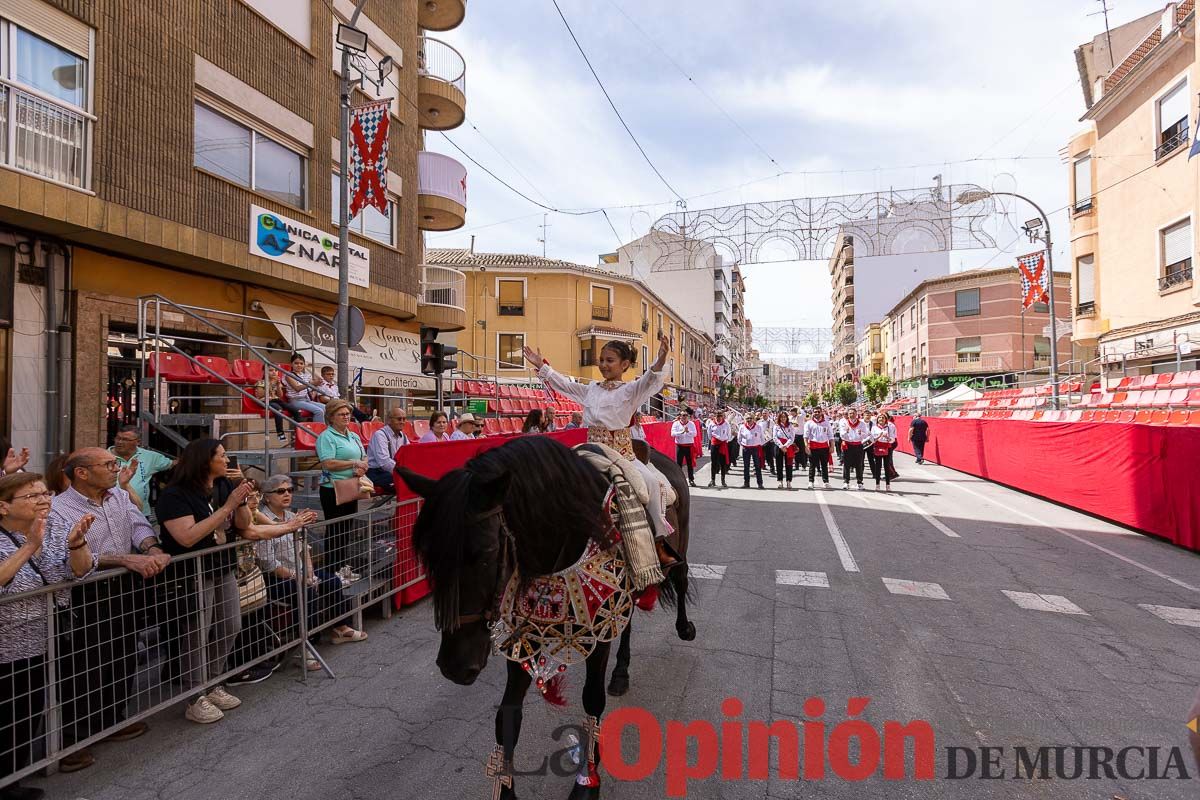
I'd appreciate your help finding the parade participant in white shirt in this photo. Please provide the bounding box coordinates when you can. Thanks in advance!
[725,408,742,467]
[770,411,801,489]
[790,407,809,471]
[737,412,767,489]
[867,411,898,491]
[449,414,480,440]
[524,334,679,569]
[670,409,697,487]
[803,407,834,488]
[838,407,871,490]
[705,409,732,488]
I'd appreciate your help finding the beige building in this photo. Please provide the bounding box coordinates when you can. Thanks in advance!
[423,249,714,404]
[828,233,856,383]
[1069,0,1200,378]
[856,323,884,382]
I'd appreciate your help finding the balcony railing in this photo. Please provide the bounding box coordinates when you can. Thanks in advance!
[0,81,91,189]
[418,151,468,205]
[418,36,466,95]
[1072,197,1094,215]
[1159,263,1192,291]
[1155,120,1189,161]
[592,305,612,321]
[1076,300,1096,317]
[498,302,524,316]
[930,354,1009,373]
[419,265,466,309]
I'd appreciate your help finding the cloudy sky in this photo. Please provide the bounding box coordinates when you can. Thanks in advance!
[424,0,1168,337]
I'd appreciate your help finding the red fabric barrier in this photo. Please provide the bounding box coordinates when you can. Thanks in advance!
[893,416,1200,552]
[639,421,677,459]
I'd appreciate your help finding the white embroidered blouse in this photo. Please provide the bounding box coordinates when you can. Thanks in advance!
[537,362,667,430]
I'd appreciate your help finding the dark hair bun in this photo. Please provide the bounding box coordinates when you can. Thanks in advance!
[602,340,636,365]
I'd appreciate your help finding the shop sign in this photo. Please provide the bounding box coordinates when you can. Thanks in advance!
[466,399,489,415]
[357,369,435,391]
[249,205,370,287]
[928,373,1013,392]
[258,301,420,376]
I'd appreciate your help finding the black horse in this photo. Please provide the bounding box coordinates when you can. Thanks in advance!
[398,435,693,799]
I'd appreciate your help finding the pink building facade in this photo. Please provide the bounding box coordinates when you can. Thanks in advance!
[883,267,1072,398]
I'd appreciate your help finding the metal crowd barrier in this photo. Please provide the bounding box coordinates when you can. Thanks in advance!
[0,497,423,790]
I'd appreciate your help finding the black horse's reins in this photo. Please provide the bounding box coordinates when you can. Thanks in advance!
[452,506,516,629]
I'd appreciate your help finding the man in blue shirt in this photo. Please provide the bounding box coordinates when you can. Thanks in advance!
[109,425,175,521]
[366,406,409,490]
[909,414,930,464]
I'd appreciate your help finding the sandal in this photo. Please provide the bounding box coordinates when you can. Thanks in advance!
[331,629,368,644]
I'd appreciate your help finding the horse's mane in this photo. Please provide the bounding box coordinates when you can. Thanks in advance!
[412,436,610,629]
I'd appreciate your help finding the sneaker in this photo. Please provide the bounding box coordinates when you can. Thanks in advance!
[824,482,831,489]
[205,686,242,711]
[885,483,892,492]
[276,433,287,443]
[808,482,815,489]
[843,482,850,490]
[777,480,784,489]
[706,481,715,488]
[857,484,865,491]
[186,696,224,724]
[787,481,792,489]
[226,663,273,686]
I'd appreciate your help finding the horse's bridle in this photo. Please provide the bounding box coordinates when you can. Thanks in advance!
[451,506,516,629]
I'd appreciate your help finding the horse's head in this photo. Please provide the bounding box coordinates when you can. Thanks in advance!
[399,465,511,685]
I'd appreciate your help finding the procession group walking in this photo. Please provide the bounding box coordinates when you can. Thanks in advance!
[677,405,909,491]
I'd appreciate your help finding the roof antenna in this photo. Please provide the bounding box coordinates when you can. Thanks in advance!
[1090,0,1116,69]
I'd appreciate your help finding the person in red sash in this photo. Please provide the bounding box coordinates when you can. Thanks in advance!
[803,408,834,489]
[670,408,698,487]
[706,409,732,488]
[770,410,801,489]
[737,412,766,489]
[838,407,870,490]
[867,411,898,491]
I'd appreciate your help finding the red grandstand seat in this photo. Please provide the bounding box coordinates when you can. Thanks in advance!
[193,355,238,385]
[1116,410,1135,423]
[485,399,498,413]
[1149,410,1170,425]
[1113,376,1131,391]
[294,423,326,450]
[453,379,465,393]
[1116,391,1139,408]
[411,420,430,439]
[1155,373,1174,386]
[484,418,502,435]
[1188,388,1200,408]
[1064,410,1083,422]
[447,419,457,434]
[232,359,265,384]
[1166,409,1189,425]
[1168,372,1192,388]
[346,422,366,445]
[1094,392,1115,409]
[362,420,385,441]
[499,399,514,414]
[1187,411,1200,427]
[147,352,204,382]
[403,422,417,441]
[1166,388,1188,407]
[1132,410,1153,424]
[1148,389,1171,407]
[500,417,518,434]
[1079,410,1096,422]
[466,381,482,396]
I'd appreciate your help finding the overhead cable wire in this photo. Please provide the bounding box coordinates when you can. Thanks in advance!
[551,0,685,202]
[606,0,784,172]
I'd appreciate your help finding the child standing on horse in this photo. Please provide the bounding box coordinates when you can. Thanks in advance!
[522,334,678,568]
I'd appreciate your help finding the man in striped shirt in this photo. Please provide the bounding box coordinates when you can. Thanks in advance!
[50,448,173,765]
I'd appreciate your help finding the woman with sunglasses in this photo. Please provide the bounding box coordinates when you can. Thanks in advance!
[0,473,96,799]
[255,475,365,665]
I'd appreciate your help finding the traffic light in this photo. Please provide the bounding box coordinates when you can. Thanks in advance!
[440,343,458,374]
[421,326,439,375]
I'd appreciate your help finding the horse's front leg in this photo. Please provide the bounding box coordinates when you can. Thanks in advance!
[493,659,532,800]
[567,641,612,800]
[673,564,696,641]
[606,624,631,696]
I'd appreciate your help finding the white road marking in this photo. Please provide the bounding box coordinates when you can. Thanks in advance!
[938,475,1200,594]
[776,570,829,587]
[1002,591,1089,615]
[1138,604,1200,627]
[882,577,951,600]
[815,490,860,573]
[687,563,726,580]
[872,493,961,538]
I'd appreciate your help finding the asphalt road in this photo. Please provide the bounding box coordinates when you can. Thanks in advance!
[47,452,1200,800]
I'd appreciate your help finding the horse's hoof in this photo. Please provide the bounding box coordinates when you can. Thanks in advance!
[500,784,518,800]
[676,621,696,641]
[566,781,601,799]
[607,672,629,696]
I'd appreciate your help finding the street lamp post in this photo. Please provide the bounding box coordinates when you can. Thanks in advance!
[957,190,1061,409]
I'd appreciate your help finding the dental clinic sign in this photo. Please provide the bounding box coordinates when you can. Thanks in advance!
[249,205,370,288]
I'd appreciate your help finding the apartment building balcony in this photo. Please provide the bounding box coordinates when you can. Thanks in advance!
[418,0,466,31]
[417,151,467,231]
[929,354,1010,374]
[417,36,466,131]
[0,81,91,189]
[416,265,466,331]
